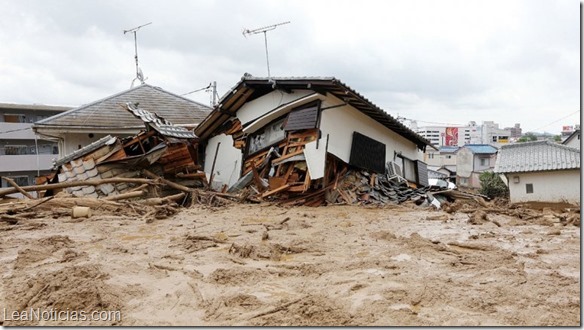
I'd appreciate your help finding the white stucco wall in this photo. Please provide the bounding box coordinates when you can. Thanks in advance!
[506,169,580,204]
[61,133,114,157]
[319,100,419,165]
[236,90,314,125]
[204,133,242,189]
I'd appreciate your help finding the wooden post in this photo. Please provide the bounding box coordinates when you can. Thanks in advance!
[2,176,35,199]
[208,142,221,190]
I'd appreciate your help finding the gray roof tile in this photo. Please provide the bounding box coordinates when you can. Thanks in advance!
[34,84,211,129]
[494,140,580,173]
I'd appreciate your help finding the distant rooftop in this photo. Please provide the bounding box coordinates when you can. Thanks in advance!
[0,102,72,112]
[439,146,460,153]
[459,144,498,154]
[494,140,580,173]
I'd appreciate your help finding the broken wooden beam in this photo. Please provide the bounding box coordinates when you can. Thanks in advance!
[261,184,291,198]
[0,177,156,198]
[139,192,186,205]
[142,169,193,193]
[103,190,145,201]
[2,176,35,199]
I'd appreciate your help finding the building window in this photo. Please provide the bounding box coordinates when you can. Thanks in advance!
[492,136,497,142]
[480,158,488,166]
[445,155,452,159]
[247,118,286,155]
[428,153,434,159]
[526,183,534,194]
[3,176,29,187]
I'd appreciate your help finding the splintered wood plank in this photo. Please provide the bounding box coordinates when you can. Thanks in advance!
[271,149,304,165]
[303,171,311,193]
[261,184,291,198]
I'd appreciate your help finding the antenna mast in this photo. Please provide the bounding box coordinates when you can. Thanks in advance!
[124,22,152,87]
[242,21,290,79]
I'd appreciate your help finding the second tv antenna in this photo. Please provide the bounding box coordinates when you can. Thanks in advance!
[124,22,152,87]
[243,21,290,79]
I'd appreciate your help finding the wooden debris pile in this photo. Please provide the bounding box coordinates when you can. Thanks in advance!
[228,151,445,207]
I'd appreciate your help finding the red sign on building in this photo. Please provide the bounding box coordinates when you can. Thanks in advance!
[445,127,458,146]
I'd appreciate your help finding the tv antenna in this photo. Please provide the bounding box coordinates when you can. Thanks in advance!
[124,22,152,87]
[242,21,290,79]
[182,81,219,107]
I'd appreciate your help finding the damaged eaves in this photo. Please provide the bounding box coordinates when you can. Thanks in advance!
[39,104,205,199]
[195,76,431,151]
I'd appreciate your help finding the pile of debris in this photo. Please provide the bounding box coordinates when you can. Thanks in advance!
[227,151,460,207]
[325,170,434,205]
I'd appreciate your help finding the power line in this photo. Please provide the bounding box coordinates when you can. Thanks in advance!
[530,110,580,132]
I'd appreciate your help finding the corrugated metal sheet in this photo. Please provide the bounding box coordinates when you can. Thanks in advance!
[494,140,580,173]
[415,160,429,186]
[34,84,211,129]
[125,103,197,139]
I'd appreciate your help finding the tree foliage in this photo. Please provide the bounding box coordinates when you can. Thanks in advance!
[479,171,509,199]
[517,132,538,143]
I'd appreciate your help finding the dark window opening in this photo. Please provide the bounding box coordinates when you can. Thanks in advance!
[349,132,386,173]
[526,183,534,194]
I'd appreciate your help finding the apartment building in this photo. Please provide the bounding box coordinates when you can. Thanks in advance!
[0,103,71,193]
[412,121,516,148]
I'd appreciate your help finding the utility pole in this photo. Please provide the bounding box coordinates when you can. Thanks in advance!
[124,22,152,87]
[242,21,290,79]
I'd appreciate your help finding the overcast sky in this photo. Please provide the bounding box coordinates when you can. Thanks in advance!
[0,0,580,133]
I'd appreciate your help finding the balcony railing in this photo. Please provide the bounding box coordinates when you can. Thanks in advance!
[0,154,56,172]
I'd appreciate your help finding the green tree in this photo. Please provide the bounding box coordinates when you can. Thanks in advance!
[517,132,538,142]
[479,171,509,199]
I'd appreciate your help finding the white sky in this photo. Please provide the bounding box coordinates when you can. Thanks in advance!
[0,0,580,133]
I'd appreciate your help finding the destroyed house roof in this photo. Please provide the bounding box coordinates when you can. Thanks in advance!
[54,135,117,167]
[125,103,197,139]
[34,84,211,130]
[459,144,498,154]
[494,140,580,174]
[194,75,432,150]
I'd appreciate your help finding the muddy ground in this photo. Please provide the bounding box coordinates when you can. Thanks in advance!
[0,202,580,326]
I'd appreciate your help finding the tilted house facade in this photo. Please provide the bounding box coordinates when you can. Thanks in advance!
[194,75,432,194]
[494,141,580,205]
[33,84,211,159]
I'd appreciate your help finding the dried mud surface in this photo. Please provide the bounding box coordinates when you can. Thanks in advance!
[0,203,580,326]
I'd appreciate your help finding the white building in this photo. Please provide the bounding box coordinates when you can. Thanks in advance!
[495,141,580,205]
[0,103,71,193]
[413,121,515,148]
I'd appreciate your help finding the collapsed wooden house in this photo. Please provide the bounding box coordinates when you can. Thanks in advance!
[194,75,435,205]
[45,103,204,198]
